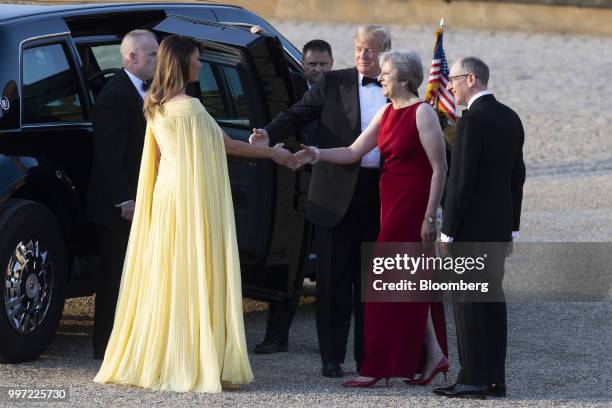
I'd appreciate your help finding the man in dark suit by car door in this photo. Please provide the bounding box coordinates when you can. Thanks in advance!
[85,29,158,359]
[435,57,525,399]
[250,26,391,377]
[255,39,334,355]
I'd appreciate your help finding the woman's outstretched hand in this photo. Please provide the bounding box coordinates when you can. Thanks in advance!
[292,144,318,170]
[271,143,301,169]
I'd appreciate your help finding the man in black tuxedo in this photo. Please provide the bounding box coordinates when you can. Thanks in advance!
[85,30,158,359]
[435,57,525,399]
[250,26,391,377]
[255,39,334,355]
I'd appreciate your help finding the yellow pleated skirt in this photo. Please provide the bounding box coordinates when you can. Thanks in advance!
[94,100,253,393]
[108,181,177,390]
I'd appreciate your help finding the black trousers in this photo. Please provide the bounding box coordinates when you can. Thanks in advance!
[262,225,314,346]
[314,168,380,367]
[93,224,131,353]
[453,245,507,385]
[262,253,308,345]
[262,291,301,346]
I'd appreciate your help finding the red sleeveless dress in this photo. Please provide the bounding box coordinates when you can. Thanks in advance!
[359,103,448,378]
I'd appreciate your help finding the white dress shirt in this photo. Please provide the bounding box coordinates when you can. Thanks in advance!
[358,73,387,168]
[441,90,519,242]
[467,90,492,109]
[124,68,146,101]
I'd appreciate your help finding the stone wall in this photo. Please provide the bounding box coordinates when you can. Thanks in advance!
[226,0,612,36]
[459,0,612,7]
[27,0,612,36]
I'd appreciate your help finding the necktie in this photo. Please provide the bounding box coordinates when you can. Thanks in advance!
[142,79,152,92]
[361,76,382,87]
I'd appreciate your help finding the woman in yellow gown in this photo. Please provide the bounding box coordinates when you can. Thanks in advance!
[94,35,296,393]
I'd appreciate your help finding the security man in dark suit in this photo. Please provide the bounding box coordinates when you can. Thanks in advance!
[255,39,334,355]
[85,30,158,359]
[435,57,525,399]
[250,26,392,378]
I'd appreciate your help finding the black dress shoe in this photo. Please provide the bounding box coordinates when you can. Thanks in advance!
[254,340,288,354]
[488,383,507,398]
[322,362,343,378]
[433,383,488,399]
[432,382,457,392]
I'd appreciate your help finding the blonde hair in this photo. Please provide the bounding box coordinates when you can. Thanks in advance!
[354,25,392,52]
[143,35,203,121]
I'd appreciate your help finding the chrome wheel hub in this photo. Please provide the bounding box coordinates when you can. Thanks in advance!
[4,240,53,334]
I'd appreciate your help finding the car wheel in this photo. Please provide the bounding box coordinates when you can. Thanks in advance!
[0,199,67,363]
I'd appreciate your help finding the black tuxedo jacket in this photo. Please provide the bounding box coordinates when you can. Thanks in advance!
[85,69,146,229]
[288,71,318,145]
[265,67,366,228]
[442,94,525,242]
[289,70,308,100]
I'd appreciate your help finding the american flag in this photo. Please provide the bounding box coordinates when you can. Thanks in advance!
[424,25,456,124]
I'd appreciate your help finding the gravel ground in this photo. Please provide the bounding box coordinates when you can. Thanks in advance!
[1,21,611,407]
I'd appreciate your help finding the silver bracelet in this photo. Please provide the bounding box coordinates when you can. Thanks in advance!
[310,146,321,164]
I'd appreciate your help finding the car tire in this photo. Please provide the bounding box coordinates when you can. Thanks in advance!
[0,199,67,363]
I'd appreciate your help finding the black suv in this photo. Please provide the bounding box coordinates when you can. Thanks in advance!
[0,3,312,363]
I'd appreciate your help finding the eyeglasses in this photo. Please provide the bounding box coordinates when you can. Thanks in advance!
[448,73,470,84]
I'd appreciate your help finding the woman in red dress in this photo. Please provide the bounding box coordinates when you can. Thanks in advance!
[296,50,449,386]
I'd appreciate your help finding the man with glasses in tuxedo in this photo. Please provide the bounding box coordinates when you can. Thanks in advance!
[435,57,525,399]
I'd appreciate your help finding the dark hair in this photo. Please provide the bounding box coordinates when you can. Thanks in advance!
[144,35,203,120]
[302,39,332,59]
[459,57,490,87]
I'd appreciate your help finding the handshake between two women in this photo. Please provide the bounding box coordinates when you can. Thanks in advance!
[249,127,320,171]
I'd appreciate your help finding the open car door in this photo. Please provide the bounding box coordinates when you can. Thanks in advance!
[153,16,307,301]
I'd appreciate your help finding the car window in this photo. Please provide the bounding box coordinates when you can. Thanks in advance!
[221,66,248,122]
[22,43,85,124]
[90,44,122,70]
[199,61,225,118]
[199,61,249,127]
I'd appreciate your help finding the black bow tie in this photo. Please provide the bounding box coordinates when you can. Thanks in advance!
[361,76,382,87]
[142,79,152,92]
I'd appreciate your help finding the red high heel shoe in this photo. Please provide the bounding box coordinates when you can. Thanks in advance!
[342,377,390,388]
[404,357,449,386]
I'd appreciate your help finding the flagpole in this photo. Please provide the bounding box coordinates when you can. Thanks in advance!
[434,18,445,107]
